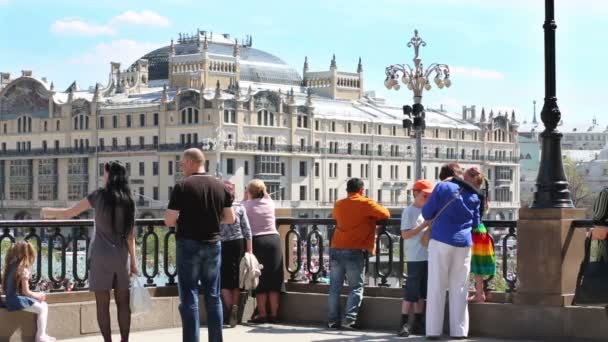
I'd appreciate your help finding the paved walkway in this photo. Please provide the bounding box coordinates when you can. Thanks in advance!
[60,324,537,341]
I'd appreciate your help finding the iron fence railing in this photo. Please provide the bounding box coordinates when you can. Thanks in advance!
[0,217,592,293]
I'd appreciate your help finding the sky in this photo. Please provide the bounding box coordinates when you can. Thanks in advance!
[0,0,606,126]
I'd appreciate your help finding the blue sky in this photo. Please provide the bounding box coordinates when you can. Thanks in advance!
[1,0,606,126]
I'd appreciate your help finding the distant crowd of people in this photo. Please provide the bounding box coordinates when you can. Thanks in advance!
[0,147,496,341]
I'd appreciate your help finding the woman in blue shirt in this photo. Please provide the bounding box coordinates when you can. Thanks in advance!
[421,163,481,340]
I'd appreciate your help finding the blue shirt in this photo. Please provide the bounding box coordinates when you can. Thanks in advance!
[400,205,428,262]
[421,180,480,247]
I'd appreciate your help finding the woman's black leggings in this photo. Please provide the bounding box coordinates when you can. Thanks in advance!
[95,289,131,342]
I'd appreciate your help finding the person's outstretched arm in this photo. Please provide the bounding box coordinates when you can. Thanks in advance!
[41,198,91,220]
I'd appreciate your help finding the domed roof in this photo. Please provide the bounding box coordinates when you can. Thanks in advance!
[135,41,302,86]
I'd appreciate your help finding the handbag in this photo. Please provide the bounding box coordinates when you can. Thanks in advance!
[421,188,464,247]
[573,234,608,305]
[130,276,153,315]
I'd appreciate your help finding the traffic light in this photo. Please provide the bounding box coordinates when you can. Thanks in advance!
[403,118,413,129]
[403,105,412,118]
[412,103,424,117]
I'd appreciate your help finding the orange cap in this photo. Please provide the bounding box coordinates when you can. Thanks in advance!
[413,179,434,193]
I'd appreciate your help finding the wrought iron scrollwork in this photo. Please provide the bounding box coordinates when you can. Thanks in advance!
[142,224,159,287]
[284,224,302,282]
[375,224,393,287]
[306,224,324,284]
[48,227,67,291]
[163,227,177,286]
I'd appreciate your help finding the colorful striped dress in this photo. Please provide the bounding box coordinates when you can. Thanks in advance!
[470,223,496,276]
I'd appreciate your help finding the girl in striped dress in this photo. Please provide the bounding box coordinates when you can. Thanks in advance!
[464,167,496,303]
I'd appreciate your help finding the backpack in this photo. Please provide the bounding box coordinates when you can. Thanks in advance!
[592,188,608,226]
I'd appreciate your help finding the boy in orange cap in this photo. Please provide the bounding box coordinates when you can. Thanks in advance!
[398,179,434,337]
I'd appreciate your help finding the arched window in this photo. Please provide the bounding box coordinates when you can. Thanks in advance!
[257,110,274,127]
[181,107,199,125]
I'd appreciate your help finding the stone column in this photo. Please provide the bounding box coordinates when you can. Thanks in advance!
[514,208,586,306]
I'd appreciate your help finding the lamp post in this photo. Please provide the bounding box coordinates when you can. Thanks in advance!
[531,0,573,208]
[384,30,451,180]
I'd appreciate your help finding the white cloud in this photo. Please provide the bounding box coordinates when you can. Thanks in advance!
[450,66,505,81]
[110,10,170,27]
[68,39,164,67]
[51,10,169,36]
[50,18,115,36]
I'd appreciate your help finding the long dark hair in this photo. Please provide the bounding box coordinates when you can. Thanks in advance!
[102,161,135,239]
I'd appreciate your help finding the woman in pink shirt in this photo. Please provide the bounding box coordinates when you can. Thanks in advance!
[241,179,284,323]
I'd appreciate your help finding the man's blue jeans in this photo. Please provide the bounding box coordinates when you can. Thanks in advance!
[177,239,223,342]
[327,249,366,325]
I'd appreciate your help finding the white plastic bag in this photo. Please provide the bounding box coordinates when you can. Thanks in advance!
[130,276,153,315]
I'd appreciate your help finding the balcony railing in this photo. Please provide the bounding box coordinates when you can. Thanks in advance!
[0,144,520,163]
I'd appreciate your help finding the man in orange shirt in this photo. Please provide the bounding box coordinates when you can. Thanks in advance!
[327,178,391,329]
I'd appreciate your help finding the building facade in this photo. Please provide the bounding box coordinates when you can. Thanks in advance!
[0,31,520,220]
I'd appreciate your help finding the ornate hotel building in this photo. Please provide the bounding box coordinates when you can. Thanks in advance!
[0,31,520,220]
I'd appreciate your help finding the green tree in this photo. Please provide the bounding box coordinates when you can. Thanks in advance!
[564,156,592,208]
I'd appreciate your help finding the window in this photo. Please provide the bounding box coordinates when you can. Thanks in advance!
[99,117,105,129]
[315,188,320,201]
[153,136,159,148]
[139,162,145,176]
[435,147,440,158]
[54,140,60,151]
[139,136,145,149]
[153,113,159,126]
[224,110,236,123]
[153,162,159,176]
[315,120,320,131]
[360,143,365,155]
[435,167,439,180]
[347,163,352,177]
[297,115,308,128]
[299,186,307,201]
[461,149,466,159]
[3,123,6,134]
[168,186,173,198]
[153,187,159,201]
[377,190,382,203]
[99,163,104,177]
[125,163,131,176]
[377,125,382,135]
[395,165,399,179]
[347,123,352,133]
[299,161,307,177]
[363,124,367,134]
[377,165,382,178]
[378,145,382,156]
[227,158,235,174]
[112,138,118,149]
[435,129,439,138]
[168,161,174,175]
[461,131,465,140]
[140,114,146,127]
[56,120,60,131]
[126,137,131,149]
[257,110,274,126]
[331,121,336,132]
[126,115,132,128]
[448,130,453,139]
[347,143,352,154]
[99,138,104,149]
[112,115,118,128]
[407,166,411,180]
[244,161,249,175]
[314,162,320,177]
[474,132,478,140]
[281,162,285,176]
[300,138,305,150]
[392,126,397,136]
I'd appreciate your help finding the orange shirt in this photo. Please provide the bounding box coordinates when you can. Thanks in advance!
[331,193,391,253]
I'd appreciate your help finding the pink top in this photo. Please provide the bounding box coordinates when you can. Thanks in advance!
[241,195,278,237]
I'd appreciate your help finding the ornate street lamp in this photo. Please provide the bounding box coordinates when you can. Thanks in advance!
[384,30,451,180]
[531,0,573,208]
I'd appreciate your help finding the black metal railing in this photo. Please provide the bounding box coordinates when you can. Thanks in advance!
[278,218,523,291]
[2,217,590,294]
[0,219,174,292]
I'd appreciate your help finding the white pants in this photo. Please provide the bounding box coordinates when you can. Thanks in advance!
[426,239,472,337]
[24,301,49,340]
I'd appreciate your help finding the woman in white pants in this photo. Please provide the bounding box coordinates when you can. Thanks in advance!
[421,163,481,339]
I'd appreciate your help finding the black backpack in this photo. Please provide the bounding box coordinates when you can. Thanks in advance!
[592,188,608,226]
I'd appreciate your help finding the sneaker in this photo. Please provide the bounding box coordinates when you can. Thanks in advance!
[340,319,359,330]
[229,304,239,328]
[397,324,410,337]
[327,321,341,329]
